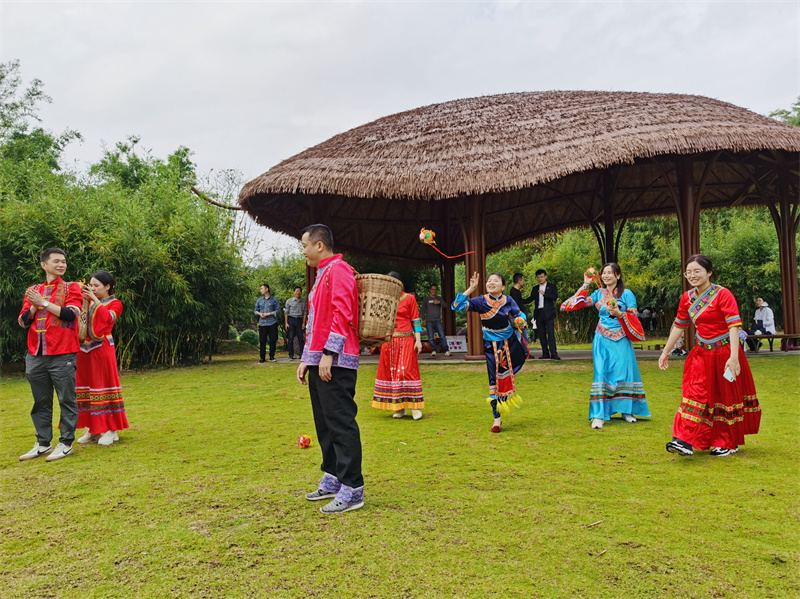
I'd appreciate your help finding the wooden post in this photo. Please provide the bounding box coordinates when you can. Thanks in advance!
[773,170,800,341]
[442,260,456,336]
[464,195,487,360]
[440,201,457,336]
[675,159,701,351]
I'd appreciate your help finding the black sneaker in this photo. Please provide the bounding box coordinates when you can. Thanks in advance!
[666,439,693,456]
[268,358,277,362]
[710,447,738,457]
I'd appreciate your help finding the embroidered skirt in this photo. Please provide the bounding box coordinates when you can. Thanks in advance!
[372,334,424,410]
[589,333,650,420]
[76,343,129,433]
[673,344,760,450]
[485,332,527,403]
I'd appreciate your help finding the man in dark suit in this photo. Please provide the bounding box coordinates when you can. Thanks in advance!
[533,269,560,360]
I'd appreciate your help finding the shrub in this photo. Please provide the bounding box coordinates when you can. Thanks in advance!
[228,326,239,340]
[239,329,259,348]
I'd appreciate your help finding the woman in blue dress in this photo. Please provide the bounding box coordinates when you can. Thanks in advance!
[561,262,649,429]
[452,272,528,433]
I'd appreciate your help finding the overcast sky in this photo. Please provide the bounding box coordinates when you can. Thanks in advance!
[3,1,798,257]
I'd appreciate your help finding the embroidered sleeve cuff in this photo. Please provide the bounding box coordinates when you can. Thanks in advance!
[324,332,346,354]
[726,316,743,328]
[452,293,469,311]
[412,318,423,333]
[673,318,690,328]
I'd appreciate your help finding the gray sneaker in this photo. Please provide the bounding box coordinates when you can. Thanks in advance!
[305,489,337,501]
[45,443,74,462]
[320,498,364,514]
[19,443,52,461]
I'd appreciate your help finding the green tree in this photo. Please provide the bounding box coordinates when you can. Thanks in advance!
[769,97,800,127]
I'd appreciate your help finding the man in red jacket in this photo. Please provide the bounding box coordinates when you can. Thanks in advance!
[296,224,364,514]
[17,248,83,462]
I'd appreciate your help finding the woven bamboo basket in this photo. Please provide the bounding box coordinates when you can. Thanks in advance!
[355,274,403,348]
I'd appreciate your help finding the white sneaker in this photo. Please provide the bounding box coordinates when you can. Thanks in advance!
[45,443,73,462]
[19,443,52,461]
[445,351,451,356]
[622,414,637,423]
[411,410,423,420]
[77,430,99,444]
[392,410,406,418]
[112,431,119,442]
[98,431,117,446]
[430,351,436,357]
[591,418,604,429]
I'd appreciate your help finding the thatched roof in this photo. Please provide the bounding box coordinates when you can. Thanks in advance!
[239,91,800,262]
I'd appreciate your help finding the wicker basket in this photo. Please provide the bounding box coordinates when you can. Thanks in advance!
[356,274,403,348]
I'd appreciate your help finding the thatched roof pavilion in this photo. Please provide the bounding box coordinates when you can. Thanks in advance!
[240,91,800,355]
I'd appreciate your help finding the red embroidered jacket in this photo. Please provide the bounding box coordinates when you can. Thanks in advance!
[18,277,82,355]
[301,254,360,370]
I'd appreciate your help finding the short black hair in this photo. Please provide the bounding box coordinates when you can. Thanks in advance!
[513,273,524,284]
[40,247,66,263]
[91,270,117,295]
[260,283,270,292]
[294,286,302,292]
[535,269,547,276]
[301,224,334,251]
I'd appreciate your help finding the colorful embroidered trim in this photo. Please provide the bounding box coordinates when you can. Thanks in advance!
[480,294,507,320]
[688,285,720,322]
[596,322,625,341]
[589,381,647,401]
[676,394,761,426]
[695,332,730,350]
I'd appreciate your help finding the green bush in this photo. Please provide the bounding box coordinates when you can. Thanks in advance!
[228,326,239,340]
[239,329,259,348]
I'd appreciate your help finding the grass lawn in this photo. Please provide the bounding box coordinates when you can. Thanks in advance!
[1,350,798,599]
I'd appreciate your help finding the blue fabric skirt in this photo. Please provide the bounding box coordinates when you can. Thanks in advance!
[589,334,650,420]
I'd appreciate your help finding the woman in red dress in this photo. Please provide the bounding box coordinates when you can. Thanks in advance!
[372,272,424,420]
[75,271,129,446]
[659,255,760,457]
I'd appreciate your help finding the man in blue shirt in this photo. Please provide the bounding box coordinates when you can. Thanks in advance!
[255,284,281,362]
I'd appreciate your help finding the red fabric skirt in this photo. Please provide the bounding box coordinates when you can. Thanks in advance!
[76,344,129,433]
[672,344,760,450]
[372,335,424,410]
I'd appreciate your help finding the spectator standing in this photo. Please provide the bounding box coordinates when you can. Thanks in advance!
[285,286,308,360]
[255,284,280,363]
[640,307,653,331]
[533,269,560,360]
[17,248,83,462]
[421,284,450,357]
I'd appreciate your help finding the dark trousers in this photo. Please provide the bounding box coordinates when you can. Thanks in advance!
[26,353,78,446]
[307,366,363,489]
[287,317,304,358]
[426,319,447,352]
[536,311,558,358]
[259,324,278,360]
